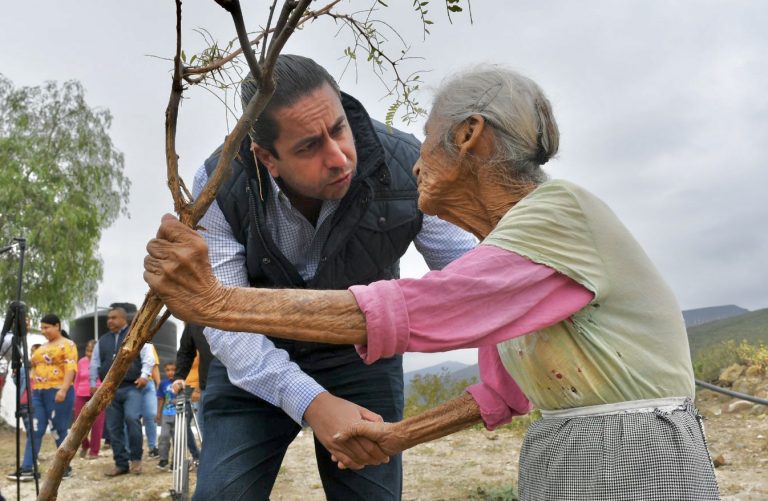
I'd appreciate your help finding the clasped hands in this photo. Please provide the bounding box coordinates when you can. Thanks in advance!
[304,392,406,470]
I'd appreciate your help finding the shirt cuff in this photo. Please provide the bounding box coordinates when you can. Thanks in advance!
[467,382,532,430]
[349,280,410,364]
[288,379,326,427]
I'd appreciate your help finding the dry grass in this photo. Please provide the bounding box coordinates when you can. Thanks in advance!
[1,396,766,501]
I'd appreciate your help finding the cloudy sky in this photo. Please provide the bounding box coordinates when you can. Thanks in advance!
[2,1,766,371]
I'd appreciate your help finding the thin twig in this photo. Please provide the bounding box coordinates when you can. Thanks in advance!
[262,0,279,63]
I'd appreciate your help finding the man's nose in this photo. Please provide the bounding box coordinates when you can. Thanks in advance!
[323,139,347,168]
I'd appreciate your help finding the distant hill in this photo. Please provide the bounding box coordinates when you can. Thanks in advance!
[683,305,749,327]
[451,364,480,383]
[404,361,470,390]
[404,305,767,398]
[687,307,768,360]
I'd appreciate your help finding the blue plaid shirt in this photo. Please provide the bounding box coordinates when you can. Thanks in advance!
[193,165,476,424]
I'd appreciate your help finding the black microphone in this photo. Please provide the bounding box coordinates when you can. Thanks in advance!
[0,242,19,254]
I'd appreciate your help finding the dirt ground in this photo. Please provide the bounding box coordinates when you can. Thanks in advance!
[1,395,766,501]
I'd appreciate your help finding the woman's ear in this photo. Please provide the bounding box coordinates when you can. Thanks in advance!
[454,115,487,157]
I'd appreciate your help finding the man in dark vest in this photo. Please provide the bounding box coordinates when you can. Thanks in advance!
[89,306,155,476]
[189,54,475,500]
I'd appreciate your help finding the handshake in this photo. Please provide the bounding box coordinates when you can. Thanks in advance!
[304,392,406,471]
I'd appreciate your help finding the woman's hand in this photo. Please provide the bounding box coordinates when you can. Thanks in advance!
[144,214,229,325]
[55,388,67,403]
[330,421,407,469]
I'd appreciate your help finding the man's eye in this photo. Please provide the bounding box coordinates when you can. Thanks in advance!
[331,123,346,136]
[297,141,317,154]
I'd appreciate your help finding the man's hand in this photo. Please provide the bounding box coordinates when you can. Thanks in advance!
[331,421,407,468]
[171,379,185,395]
[303,392,390,470]
[143,214,228,324]
[135,376,148,389]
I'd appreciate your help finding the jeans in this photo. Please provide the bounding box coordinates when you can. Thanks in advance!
[141,380,158,449]
[194,354,403,501]
[22,387,75,469]
[106,384,144,470]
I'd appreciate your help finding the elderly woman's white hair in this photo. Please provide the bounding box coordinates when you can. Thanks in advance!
[428,65,559,189]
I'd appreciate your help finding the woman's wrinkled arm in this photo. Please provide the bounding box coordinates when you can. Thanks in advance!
[331,392,483,468]
[144,214,368,345]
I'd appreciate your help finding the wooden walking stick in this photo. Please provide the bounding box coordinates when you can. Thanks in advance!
[38,1,311,498]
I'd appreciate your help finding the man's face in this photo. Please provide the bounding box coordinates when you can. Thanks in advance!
[252,83,357,203]
[106,310,127,333]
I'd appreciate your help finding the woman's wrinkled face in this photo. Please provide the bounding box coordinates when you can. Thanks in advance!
[413,118,459,216]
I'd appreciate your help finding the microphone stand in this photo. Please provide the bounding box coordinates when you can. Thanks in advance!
[0,238,40,498]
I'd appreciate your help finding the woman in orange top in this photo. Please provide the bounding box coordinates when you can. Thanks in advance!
[18,314,77,478]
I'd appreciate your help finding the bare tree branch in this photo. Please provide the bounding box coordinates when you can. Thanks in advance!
[182,1,339,78]
[262,0,280,63]
[224,0,262,82]
[167,0,188,216]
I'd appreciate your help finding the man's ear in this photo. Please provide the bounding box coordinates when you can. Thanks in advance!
[453,115,487,158]
[251,142,279,177]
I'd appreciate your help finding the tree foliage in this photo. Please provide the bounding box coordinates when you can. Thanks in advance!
[0,75,130,320]
[405,369,477,417]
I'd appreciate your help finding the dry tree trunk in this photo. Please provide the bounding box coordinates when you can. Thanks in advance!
[38,1,311,498]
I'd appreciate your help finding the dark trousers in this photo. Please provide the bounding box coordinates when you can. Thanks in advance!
[194,354,404,501]
[106,384,144,470]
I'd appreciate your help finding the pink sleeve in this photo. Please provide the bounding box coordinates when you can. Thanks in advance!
[350,244,593,360]
[350,244,593,428]
[467,345,532,429]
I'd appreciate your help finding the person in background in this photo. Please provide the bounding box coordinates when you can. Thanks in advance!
[5,343,40,482]
[156,362,200,470]
[74,339,105,459]
[6,314,76,481]
[145,65,720,500]
[143,343,161,459]
[172,323,211,439]
[90,306,154,477]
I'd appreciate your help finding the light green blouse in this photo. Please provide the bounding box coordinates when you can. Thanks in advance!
[484,180,694,410]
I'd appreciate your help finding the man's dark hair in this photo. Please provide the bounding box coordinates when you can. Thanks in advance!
[241,54,340,158]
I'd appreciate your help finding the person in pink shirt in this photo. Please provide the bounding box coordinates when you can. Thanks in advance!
[74,340,105,459]
[144,66,718,500]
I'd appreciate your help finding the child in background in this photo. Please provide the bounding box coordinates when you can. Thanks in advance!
[156,362,200,470]
[156,362,176,470]
[74,340,105,459]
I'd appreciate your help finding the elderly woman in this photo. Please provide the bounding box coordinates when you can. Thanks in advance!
[145,66,719,500]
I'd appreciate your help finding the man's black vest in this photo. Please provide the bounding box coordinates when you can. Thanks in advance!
[204,92,423,366]
[98,327,142,384]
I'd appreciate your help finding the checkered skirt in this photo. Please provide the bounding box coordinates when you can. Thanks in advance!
[518,399,720,500]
